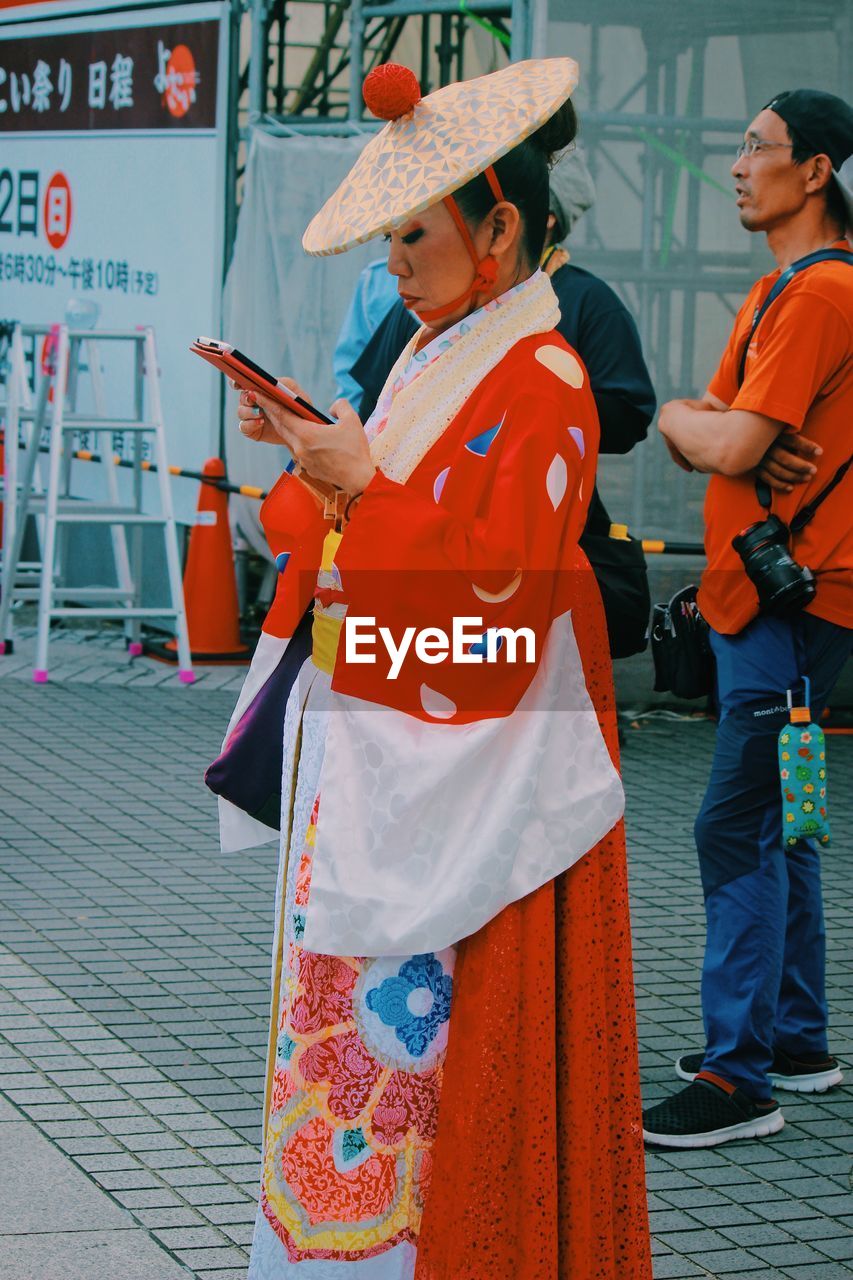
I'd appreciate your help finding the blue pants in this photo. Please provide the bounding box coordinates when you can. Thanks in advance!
[695,613,851,1099]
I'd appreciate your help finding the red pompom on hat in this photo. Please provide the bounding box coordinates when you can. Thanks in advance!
[363,63,421,121]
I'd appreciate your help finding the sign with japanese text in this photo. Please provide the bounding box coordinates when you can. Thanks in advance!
[0,17,219,131]
[0,2,229,524]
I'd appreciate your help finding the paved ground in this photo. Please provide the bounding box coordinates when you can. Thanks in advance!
[0,627,851,1279]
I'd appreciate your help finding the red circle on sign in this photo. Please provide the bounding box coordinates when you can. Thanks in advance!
[164,45,198,119]
[43,173,72,250]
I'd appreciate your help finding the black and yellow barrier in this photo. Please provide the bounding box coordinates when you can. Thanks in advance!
[8,437,709,552]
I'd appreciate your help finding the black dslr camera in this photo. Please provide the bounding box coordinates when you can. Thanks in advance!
[731,514,816,617]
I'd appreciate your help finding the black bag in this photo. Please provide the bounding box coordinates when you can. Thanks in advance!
[650,583,714,700]
[204,606,314,831]
[580,527,651,660]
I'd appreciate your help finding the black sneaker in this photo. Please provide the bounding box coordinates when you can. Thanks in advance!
[675,1049,843,1093]
[643,1074,784,1148]
[770,1048,843,1093]
[674,1051,705,1083]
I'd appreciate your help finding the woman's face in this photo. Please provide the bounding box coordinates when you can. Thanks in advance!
[385,200,524,333]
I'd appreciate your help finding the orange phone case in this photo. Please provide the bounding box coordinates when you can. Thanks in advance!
[190,339,344,513]
[189,341,333,425]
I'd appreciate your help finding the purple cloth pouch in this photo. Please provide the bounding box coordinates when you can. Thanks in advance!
[204,607,314,831]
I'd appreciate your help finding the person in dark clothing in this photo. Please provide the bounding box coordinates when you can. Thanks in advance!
[349,148,656,655]
[352,263,655,500]
[349,296,418,421]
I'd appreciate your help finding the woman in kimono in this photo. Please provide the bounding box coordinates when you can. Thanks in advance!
[220,58,651,1280]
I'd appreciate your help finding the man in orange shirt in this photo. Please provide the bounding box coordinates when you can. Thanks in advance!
[644,89,852,1148]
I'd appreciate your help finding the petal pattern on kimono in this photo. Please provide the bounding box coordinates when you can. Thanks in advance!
[464,415,504,457]
[467,631,504,657]
[546,453,568,510]
[567,426,585,457]
[433,466,450,503]
[420,684,457,720]
[471,570,522,604]
[534,344,585,387]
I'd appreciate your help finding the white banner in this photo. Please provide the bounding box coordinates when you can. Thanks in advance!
[0,0,229,522]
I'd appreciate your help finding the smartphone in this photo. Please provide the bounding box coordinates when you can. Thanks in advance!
[190,337,335,425]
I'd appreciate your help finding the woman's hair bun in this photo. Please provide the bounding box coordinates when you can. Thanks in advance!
[529,98,578,165]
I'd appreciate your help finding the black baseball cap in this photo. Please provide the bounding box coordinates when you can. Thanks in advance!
[763,88,853,235]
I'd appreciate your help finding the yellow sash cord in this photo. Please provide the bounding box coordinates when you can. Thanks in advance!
[311,530,344,675]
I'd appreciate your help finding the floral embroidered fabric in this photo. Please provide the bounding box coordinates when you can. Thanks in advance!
[248,668,455,1278]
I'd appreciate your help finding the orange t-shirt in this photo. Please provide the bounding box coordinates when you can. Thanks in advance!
[699,243,853,634]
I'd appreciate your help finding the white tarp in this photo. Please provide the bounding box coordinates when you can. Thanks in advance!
[222,126,382,557]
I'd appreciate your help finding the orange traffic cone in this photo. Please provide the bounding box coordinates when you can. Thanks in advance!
[147,457,250,664]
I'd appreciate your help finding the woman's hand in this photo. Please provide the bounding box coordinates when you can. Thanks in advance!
[235,380,376,493]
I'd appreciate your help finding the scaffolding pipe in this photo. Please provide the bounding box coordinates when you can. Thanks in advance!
[582,110,747,132]
[349,0,365,119]
[249,0,271,118]
[291,3,348,114]
[255,115,378,134]
[510,0,529,59]
[633,42,658,533]
[365,0,510,14]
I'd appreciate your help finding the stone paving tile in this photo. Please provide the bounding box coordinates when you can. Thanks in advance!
[750,1195,825,1221]
[174,1245,249,1270]
[0,1228,192,1280]
[817,1237,853,1260]
[679,1251,771,1273]
[781,1267,853,1280]
[196,1272,251,1280]
[781,1216,851,1242]
[716,1273,791,1280]
[717,1223,796,1248]
[0,680,850,1279]
[648,1261,708,1280]
[137,1207,210,1230]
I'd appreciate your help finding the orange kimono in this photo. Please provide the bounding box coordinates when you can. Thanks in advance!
[220,278,651,1279]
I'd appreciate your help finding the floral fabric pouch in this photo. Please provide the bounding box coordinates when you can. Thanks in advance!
[778,678,830,849]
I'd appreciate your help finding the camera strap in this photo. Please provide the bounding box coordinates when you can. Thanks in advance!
[756,451,853,529]
[740,248,853,523]
[737,248,853,388]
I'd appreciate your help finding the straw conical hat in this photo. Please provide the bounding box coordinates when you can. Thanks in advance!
[303,57,579,257]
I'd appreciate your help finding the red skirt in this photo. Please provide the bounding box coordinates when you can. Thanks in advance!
[415,572,652,1280]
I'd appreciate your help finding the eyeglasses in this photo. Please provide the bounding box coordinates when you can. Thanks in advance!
[735,138,794,159]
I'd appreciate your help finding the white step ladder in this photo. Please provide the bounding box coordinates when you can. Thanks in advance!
[0,323,193,684]
[1,323,48,610]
